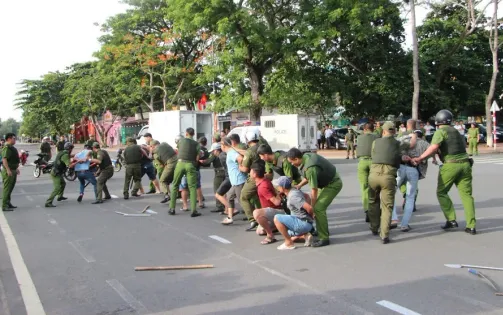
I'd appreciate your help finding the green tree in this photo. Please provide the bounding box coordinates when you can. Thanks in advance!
[417,1,503,119]
[16,72,76,135]
[0,118,21,137]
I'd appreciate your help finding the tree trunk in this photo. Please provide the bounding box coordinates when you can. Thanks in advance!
[149,72,155,112]
[410,0,420,121]
[248,67,263,120]
[485,0,499,148]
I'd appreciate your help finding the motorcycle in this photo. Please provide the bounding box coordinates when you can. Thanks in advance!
[19,150,29,166]
[33,153,53,178]
[64,167,77,181]
[112,148,124,172]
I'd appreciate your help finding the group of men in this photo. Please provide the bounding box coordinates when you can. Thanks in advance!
[355,109,476,244]
[1,108,478,250]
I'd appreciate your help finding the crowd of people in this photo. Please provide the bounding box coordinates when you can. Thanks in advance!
[1,109,478,249]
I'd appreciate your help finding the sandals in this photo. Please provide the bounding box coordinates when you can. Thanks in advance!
[260,237,277,245]
[277,243,296,250]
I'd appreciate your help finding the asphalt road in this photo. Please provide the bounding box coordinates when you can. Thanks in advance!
[1,144,503,315]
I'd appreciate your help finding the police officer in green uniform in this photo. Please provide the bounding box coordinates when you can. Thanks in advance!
[368,122,404,244]
[239,130,265,231]
[1,133,20,211]
[40,137,52,161]
[45,142,74,207]
[374,122,383,137]
[149,140,163,193]
[467,123,479,156]
[90,142,113,204]
[257,144,302,184]
[200,142,226,212]
[413,109,476,235]
[345,128,356,159]
[151,140,177,204]
[123,137,143,199]
[287,148,343,247]
[169,128,201,217]
[356,123,378,222]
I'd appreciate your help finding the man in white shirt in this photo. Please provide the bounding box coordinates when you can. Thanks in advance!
[454,121,465,135]
[324,127,333,149]
[424,121,435,142]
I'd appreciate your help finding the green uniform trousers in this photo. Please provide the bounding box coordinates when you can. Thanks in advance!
[214,169,225,210]
[346,141,355,157]
[1,169,17,208]
[357,158,372,211]
[240,177,261,221]
[468,139,478,155]
[368,165,397,239]
[124,164,142,197]
[97,167,113,201]
[46,174,66,205]
[160,158,177,194]
[314,175,343,241]
[437,162,476,228]
[169,161,197,212]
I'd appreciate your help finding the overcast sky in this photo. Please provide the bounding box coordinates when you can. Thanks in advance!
[0,2,430,121]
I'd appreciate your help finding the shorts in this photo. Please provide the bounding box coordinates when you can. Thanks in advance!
[227,183,244,204]
[179,170,202,189]
[263,208,285,224]
[274,214,313,237]
[142,162,156,181]
[216,178,232,196]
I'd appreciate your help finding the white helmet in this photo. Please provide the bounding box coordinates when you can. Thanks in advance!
[245,130,259,143]
[175,134,183,144]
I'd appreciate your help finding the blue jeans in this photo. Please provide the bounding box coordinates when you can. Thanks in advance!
[179,170,202,189]
[392,165,419,227]
[77,171,97,199]
[142,161,156,180]
[274,214,313,236]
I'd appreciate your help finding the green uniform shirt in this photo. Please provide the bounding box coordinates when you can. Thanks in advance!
[154,143,176,164]
[265,152,302,183]
[1,144,20,169]
[96,149,112,170]
[242,144,261,170]
[301,153,336,189]
[345,132,355,143]
[123,144,143,164]
[86,139,95,147]
[177,137,200,162]
[258,136,269,146]
[371,136,401,168]
[374,127,383,137]
[53,150,70,175]
[431,125,468,162]
[356,132,378,157]
[467,127,479,140]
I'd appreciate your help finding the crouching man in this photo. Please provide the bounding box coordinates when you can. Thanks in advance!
[274,176,314,250]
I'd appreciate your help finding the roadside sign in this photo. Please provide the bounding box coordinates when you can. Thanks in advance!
[490,101,500,112]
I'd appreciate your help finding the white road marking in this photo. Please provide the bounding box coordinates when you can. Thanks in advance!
[25,196,33,202]
[68,240,95,263]
[19,188,27,194]
[376,300,421,315]
[209,235,232,244]
[48,219,57,225]
[0,210,46,315]
[106,279,148,314]
[35,205,40,208]
[110,195,119,199]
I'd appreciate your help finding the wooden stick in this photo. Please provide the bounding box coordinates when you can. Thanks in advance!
[135,264,214,271]
[141,205,150,213]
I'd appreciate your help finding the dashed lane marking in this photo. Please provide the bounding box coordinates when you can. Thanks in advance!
[106,279,148,314]
[0,208,46,315]
[376,300,421,315]
[68,240,95,263]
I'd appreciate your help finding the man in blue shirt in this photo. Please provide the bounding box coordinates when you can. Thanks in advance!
[222,136,247,225]
[74,147,97,202]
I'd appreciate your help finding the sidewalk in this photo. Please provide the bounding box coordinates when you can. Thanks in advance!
[317,145,503,159]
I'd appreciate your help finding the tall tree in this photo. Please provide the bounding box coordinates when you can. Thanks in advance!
[167,0,302,118]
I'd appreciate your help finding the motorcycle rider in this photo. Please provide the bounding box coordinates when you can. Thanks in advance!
[40,136,52,162]
[45,142,75,207]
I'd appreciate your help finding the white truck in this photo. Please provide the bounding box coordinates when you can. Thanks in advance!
[259,114,318,152]
[136,111,213,148]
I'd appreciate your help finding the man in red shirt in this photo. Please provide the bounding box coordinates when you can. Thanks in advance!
[250,163,285,245]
